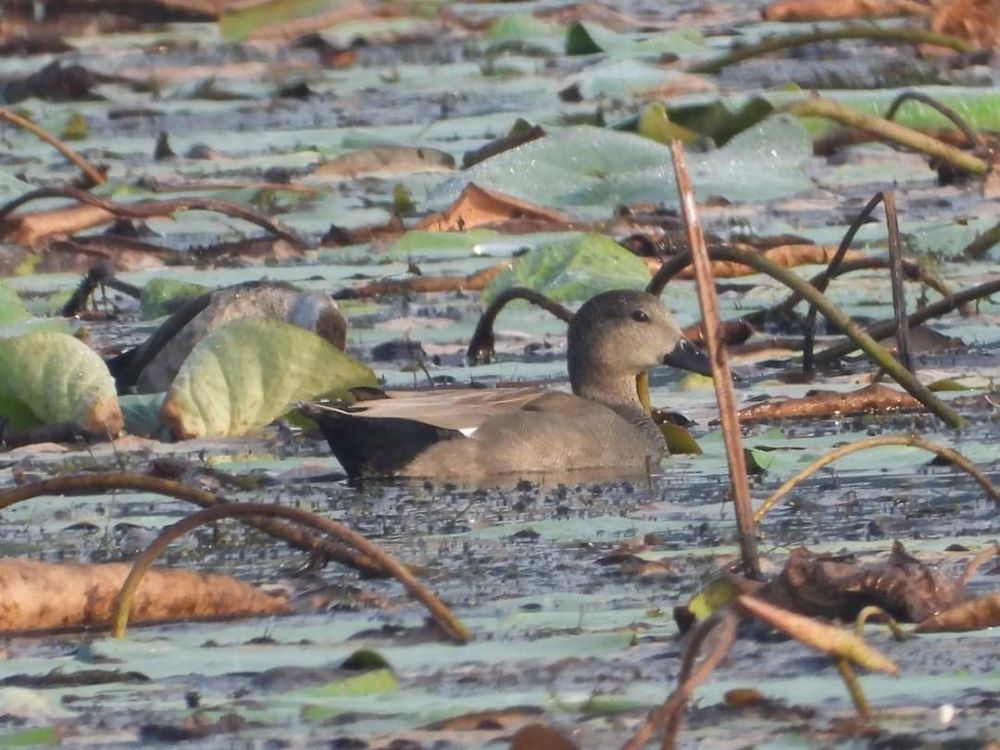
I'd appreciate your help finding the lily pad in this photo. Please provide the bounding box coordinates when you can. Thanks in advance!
[565,21,705,58]
[0,331,123,435]
[140,278,210,321]
[482,234,650,303]
[160,317,377,439]
[0,284,28,326]
[441,117,813,214]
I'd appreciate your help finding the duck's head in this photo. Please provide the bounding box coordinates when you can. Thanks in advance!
[568,290,711,399]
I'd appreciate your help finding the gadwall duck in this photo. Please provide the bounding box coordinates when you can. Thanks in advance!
[303,290,710,480]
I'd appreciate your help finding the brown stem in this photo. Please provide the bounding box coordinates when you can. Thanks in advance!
[854,606,909,641]
[883,191,912,371]
[835,658,871,717]
[335,262,510,299]
[671,141,759,580]
[962,221,1000,262]
[0,108,106,186]
[466,286,573,365]
[755,435,998,522]
[112,503,470,644]
[0,472,388,576]
[0,187,307,249]
[959,543,999,588]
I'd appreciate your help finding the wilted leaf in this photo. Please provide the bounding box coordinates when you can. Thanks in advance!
[303,145,454,181]
[160,317,377,439]
[638,102,700,144]
[661,422,702,455]
[765,544,970,622]
[419,183,574,233]
[914,593,1000,633]
[0,331,122,436]
[483,233,650,303]
[738,594,900,675]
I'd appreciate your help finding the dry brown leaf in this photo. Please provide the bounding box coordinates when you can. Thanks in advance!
[421,706,545,731]
[645,245,865,279]
[736,383,924,422]
[2,204,117,247]
[914,593,1000,632]
[762,0,934,21]
[418,184,574,233]
[509,723,578,750]
[737,594,900,675]
[929,0,999,49]
[341,262,511,298]
[0,558,290,633]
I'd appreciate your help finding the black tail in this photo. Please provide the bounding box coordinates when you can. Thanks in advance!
[300,403,461,479]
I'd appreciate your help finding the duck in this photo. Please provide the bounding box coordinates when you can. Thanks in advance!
[302,289,711,481]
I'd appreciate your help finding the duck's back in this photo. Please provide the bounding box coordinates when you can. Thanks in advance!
[400,392,665,479]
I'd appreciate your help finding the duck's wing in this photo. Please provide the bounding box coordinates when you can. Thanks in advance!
[345,385,553,434]
[300,403,464,479]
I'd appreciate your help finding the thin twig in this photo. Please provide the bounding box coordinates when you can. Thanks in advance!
[0,108,106,186]
[959,543,1000,588]
[111,503,470,644]
[0,187,307,249]
[803,192,885,372]
[755,435,998,522]
[782,98,989,176]
[962,221,1000,261]
[688,25,977,74]
[670,141,759,580]
[883,191,912,371]
[0,472,387,576]
[884,91,985,153]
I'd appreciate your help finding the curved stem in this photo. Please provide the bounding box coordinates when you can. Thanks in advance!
[647,244,965,427]
[755,435,998,522]
[466,286,572,365]
[0,472,386,575]
[0,109,106,186]
[783,98,988,176]
[855,606,909,641]
[0,187,307,249]
[688,25,977,75]
[112,503,470,644]
[884,91,984,152]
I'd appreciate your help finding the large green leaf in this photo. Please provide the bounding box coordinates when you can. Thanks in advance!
[565,21,705,58]
[441,117,812,215]
[0,331,122,435]
[482,234,650,303]
[161,317,377,439]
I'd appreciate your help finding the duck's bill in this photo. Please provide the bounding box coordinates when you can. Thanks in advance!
[662,338,712,376]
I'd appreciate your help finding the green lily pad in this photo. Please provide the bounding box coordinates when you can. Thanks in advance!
[0,284,28,326]
[443,117,813,214]
[387,229,499,259]
[487,13,556,40]
[666,96,775,145]
[140,278,210,321]
[0,331,123,435]
[482,233,650,303]
[565,21,705,58]
[0,726,60,748]
[220,0,357,42]
[638,102,700,144]
[119,392,167,438]
[160,317,377,439]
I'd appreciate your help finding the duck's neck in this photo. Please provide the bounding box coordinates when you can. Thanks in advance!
[571,363,665,447]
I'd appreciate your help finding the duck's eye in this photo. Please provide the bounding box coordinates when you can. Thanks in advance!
[631,310,651,323]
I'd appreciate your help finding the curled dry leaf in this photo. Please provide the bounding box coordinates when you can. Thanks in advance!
[737,594,900,675]
[510,723,579,750]
[647,244,865,280]
[913,593,1000,633]
[0,558,289,633]
[419,183,575,233]
[304,145,455,181]
[736,383,923,422]
[765,543,970,623]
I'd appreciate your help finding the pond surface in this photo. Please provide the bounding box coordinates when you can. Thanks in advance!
[0,0,997,747]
